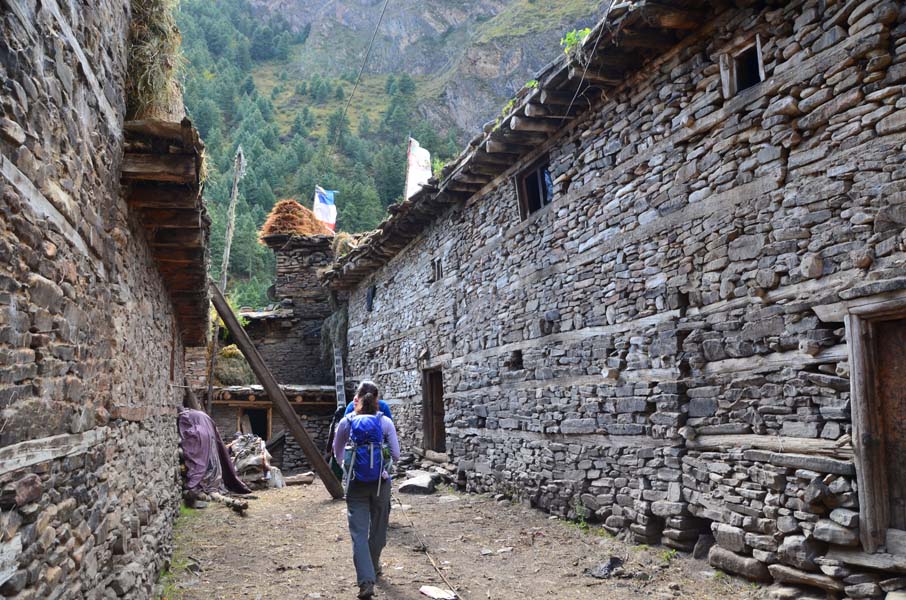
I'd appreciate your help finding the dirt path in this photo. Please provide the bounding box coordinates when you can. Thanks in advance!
[162,481,762,600]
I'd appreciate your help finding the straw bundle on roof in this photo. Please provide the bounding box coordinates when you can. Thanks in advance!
[259,199,334,240]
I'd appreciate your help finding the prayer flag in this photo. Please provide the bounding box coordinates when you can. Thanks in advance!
[313,186,337,231]
[405,137,432,199]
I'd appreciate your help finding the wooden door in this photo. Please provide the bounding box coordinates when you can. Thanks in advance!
[876,319,906,530]
[422,369,446,452]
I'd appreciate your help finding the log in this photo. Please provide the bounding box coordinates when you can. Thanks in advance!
[568,66,622,86]
[510,116,560,133]
[540,88,587,106]
[122,153,196,184]
[148,228,206,247]
[210,283,344,499]
[485,139,528,154]
[687,434,854,459]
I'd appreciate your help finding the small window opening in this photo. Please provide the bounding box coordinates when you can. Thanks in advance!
[504,350,523,371]
[720,35,765,99]
[516,156,553,219]
[429,257,443,282]
[735,45,762,93]
[366,285,376,312]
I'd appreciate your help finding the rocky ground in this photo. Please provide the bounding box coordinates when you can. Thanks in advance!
[159,477,764,600]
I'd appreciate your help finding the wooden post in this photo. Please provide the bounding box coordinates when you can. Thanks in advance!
[209,282,344,499]
[206,147,246,413]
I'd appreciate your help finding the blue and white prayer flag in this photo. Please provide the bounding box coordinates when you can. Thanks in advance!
[313,185,337,232]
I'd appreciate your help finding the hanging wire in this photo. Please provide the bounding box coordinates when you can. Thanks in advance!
[559,6,616,119]
[334,0,392,146]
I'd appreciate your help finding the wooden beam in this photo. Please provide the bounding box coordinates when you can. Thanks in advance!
[568,66,622,86]
[148,228,205,247]
[451,172,490,185]
[485,139,527,155]
[122,153,196,184]
[128,185,199,209]
[467,162,508,177]
[687,434,853,459]
[152,246,206,264]
[637,2,705,30]
[540,88,587,106]
[510,116,560,133]
[139,208,203,229]
[616,28,678,51]
[210,283,344,499]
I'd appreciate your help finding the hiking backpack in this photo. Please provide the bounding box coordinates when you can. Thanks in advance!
[344,412,386,487]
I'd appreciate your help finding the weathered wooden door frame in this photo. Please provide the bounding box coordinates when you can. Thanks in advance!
[237,405,272,442]
[845,294,906,553]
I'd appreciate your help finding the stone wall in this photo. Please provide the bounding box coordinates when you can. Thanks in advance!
[342,0,906,591]
[244,315,329,385]
[1,3,191,598]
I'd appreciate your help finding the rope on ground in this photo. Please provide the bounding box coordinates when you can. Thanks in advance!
[392,492,460,597]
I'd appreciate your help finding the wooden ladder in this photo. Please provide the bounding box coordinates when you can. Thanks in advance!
[334,347,347,410]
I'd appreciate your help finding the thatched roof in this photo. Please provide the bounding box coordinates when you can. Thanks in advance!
[259,199,334,239]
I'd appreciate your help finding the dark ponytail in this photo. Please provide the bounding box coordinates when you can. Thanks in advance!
[356,381,379,415]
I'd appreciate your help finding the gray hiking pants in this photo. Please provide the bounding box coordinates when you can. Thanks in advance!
[346,479,391,585]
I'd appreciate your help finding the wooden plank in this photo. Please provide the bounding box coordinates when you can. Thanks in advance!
[540,88,586,106]
[138,208,203,229]
[148,228,205,247]
[485,139,527,154]
[127,185,199,209]
[687,434,854,458]
[616,28,678,51]
[847,315,888,552]
[210,283,343,499]
[568,66,622,86]
[0,428,108,476]
[122,153,196,184]
[124,119,187,142]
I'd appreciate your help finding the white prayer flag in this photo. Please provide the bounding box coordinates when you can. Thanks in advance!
[405,137,432,199]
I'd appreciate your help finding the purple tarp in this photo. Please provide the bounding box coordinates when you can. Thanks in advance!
[178,408,250,495]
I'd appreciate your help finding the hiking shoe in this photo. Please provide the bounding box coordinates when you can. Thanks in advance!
[357,581,374,599]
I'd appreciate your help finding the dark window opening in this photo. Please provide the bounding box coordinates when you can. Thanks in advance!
[429,257,443,283]
[734,45,762,93]
[505,350,523,371]
[366,285,376,312]
[516,157,554,219]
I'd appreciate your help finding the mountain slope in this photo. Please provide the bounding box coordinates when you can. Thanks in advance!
[249,0,606,136]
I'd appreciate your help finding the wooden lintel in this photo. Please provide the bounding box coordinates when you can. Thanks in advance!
[122,153,197,184]
[510,116,560,133]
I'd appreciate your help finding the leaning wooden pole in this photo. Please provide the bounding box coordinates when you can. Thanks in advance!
[209,282,344,499]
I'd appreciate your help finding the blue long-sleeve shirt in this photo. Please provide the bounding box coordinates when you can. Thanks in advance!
[333,413,401,474]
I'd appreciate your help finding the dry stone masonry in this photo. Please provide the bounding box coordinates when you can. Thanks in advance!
[322,0,906,594]
[1,2,207,598]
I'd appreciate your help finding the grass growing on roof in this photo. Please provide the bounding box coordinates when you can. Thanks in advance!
[259,199,334,239]
[127,0,183,118]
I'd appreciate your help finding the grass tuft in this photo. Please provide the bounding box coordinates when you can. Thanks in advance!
[127,0,184,119]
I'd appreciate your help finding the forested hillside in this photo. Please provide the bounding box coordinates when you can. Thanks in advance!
[177,0,459,307]
[177,0,602,308]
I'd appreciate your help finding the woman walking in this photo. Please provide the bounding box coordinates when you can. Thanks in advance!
[333,381,400,599]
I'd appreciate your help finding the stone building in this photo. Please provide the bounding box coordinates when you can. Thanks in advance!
[203,234,340,471]
[321,0,906,593]
[1,3,207,598]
